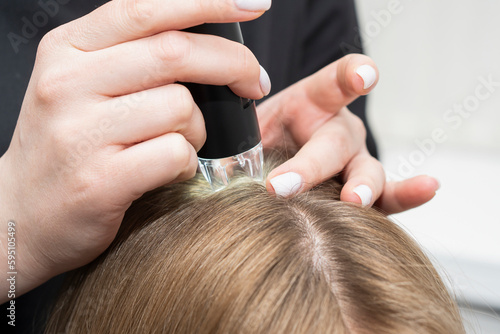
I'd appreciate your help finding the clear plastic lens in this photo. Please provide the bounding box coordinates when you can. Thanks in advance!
[198,143,264,192]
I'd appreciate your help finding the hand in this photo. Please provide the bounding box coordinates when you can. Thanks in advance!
[0,0,272,300]
[257,54,439,214]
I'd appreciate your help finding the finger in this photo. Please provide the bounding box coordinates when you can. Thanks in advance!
[100,84,206,151]
[339,153,385,207]
[301,53,379,114]
[374,176,440,214]
[256,54,378,149]
[112,132,198,201]
[256,92,301,149]
[266,110,365,197]
[85,31,266,99]
[59,0,271,51]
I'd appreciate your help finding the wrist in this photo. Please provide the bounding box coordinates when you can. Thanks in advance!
[0,155,50,303]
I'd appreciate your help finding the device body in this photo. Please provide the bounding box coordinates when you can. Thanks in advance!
[183,23,264,191]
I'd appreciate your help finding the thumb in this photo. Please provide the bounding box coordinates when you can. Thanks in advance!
[375,176,441,214]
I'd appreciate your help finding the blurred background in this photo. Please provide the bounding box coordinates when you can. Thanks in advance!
[354,0,500,332]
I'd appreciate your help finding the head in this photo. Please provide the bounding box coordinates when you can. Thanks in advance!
[46,150,465,333]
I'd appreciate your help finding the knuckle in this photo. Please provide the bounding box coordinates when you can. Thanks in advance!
[153,31,191,66]
[71,166,108,203]
[168,84,195,124]
[34,67,70,104]
[195,0,230,21]
[193,117,207,151]
[168,134,194,171]
[37,31,58,57]
[120,0,154,35]
[38,26,74,58]
[235,45,257,81]
[37,27,69,54]
[180,158,198,180]
[194,0,209,17]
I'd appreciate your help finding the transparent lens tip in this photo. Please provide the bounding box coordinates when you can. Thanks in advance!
[198,142,264,192]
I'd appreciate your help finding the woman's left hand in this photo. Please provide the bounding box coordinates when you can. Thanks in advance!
[258,54,439,214]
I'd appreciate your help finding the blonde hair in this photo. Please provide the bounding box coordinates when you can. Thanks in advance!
[46,150,465,333]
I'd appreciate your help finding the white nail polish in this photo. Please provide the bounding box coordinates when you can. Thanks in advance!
[259,65,272,96]
[234,0,272,11]
[353,185,373,207]
[355,65,377,89]
[270,172,302,197]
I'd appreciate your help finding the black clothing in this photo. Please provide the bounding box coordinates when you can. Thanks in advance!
[0,1,374,332]
[0,0,376,158]
[241,0,377,157]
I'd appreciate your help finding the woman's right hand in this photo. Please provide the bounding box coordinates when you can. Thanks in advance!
[0,0,271,301]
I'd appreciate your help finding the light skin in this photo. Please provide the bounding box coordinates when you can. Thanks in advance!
[259,54,439,211]
[0,0,437,303]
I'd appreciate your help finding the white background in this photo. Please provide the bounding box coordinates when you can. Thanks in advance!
[355,0,500,332]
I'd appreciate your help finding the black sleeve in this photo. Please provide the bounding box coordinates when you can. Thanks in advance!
[241,0,378,157]
[297,0,361,78]
[0,0,108,156]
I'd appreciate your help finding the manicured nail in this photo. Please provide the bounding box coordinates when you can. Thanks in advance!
[355,65,377,89]
[270,172,302,197]
[259,65,272,96]
[353,185,373,207]
[234,0,272,11]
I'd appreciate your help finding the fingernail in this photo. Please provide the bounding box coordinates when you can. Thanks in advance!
[259,65,272,96]
[234,0,272,11]
[270,172,302,197]
[355,65,377,89]
[353,185,373,207]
